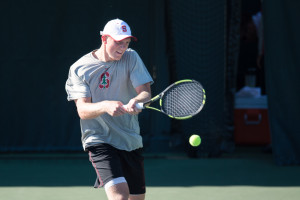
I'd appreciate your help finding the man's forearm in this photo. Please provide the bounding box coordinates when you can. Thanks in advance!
[133,90,151,103]
[133,82,152,103]
[76,100,108,120]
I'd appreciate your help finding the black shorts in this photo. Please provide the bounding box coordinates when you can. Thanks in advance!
[87,144,145,195]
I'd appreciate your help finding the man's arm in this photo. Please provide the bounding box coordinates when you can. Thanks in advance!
[75,82,151,118]
[75,97,127,119]
[125,82,152,114]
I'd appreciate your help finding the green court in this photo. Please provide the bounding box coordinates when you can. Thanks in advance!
[1,147,299,200]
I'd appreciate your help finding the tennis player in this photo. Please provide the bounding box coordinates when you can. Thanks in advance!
[65,18,153,200]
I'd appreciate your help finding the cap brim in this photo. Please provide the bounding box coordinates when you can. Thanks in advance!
[103,34,138,42]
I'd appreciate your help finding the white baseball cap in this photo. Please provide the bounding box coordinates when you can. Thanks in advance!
[100,19,137,41]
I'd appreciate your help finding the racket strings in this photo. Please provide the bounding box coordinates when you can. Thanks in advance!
[161,82,205,117]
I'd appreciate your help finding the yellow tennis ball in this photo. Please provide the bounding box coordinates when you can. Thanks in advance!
[189,135,201,147]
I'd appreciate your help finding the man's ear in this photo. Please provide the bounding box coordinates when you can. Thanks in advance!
[102,36,107,44]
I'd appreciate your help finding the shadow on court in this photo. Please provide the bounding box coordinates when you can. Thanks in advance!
[0,147,299,187]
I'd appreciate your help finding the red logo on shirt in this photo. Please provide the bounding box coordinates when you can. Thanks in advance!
[99,71,110,89]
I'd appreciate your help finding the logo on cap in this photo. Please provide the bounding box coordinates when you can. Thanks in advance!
[121,25,127,32]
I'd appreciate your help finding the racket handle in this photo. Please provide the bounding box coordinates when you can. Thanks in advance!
[122,103,144,110]
[135,103,144,109]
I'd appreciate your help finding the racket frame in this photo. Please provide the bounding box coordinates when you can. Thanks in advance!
[140,79,205,120]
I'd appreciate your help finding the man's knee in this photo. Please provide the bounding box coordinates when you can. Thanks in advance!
[129,194,145,200]
[105,182,130,200]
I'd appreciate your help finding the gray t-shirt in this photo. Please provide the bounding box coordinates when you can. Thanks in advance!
[65,48,153,151]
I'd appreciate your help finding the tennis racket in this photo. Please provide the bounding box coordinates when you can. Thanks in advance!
[132,79,206,120]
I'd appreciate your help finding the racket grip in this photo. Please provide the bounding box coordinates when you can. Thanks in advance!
[135,103,144,109]
[122,103,144,110]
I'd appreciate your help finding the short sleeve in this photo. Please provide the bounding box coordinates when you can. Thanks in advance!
[65,66,91,101]
[129,51,154,88]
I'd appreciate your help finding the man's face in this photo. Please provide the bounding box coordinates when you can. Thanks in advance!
[105,36,131,61]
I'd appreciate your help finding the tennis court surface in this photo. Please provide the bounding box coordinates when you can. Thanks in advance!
[1,147,299,200]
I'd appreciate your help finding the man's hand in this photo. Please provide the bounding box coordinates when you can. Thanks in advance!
[124,99,141,115]
[105,101,128,117]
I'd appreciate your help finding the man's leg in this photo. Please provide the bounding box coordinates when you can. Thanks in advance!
[121,148,146,200]
[129,194,145,200]
[105,182,130,200]
[105,181,145,200]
